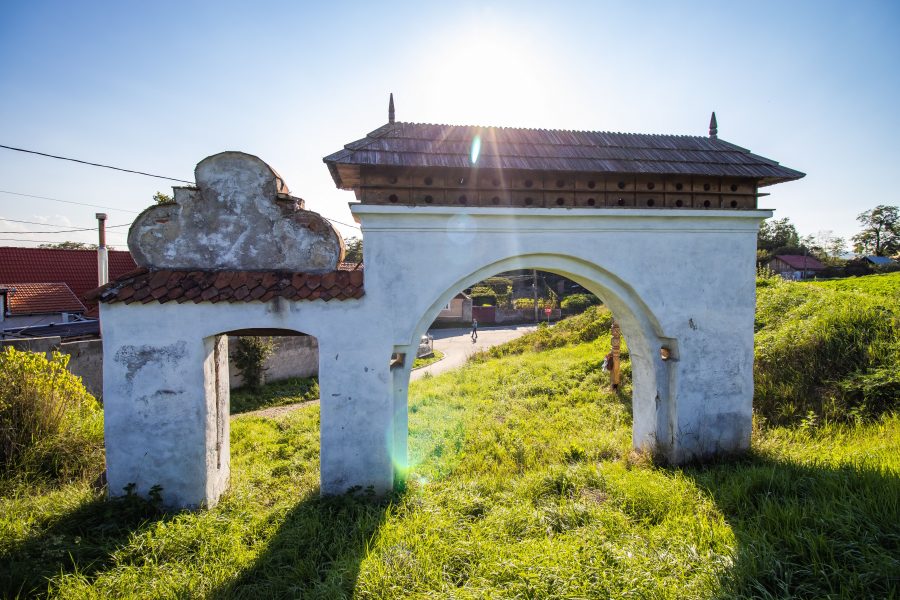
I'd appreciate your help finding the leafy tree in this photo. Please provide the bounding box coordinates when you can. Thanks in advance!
[39,241,98,250]
[852,205,900,257]
[344,236,363,263]
[758,217,800,253]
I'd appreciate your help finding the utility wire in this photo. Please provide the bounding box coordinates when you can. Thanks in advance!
[0,144,195,184]
[0,190,141,214]
[0,217,130,230]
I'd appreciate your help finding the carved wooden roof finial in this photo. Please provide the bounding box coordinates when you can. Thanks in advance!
[709,111,718,139]
[388,93,395,124]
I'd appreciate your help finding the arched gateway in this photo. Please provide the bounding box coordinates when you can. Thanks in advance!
[92,109,803,508]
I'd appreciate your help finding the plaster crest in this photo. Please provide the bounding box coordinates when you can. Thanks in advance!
[127,151,345,272]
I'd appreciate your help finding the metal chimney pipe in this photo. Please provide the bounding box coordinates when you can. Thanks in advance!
[96,213,109,286]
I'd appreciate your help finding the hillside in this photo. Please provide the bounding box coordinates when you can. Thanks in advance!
[0,276,898,598]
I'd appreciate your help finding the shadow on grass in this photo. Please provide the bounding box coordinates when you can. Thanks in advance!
[679,453,900,599]
[0,489,172,598]
[211,488,396,599]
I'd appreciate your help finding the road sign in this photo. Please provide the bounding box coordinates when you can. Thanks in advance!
[544,308,552,315]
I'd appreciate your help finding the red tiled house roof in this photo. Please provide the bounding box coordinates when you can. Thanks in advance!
[86,268,364,305]
[771,255,825,270]
[0,282,86,316]
[0,247,138,316]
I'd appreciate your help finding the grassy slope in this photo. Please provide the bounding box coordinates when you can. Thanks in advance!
[1,281,899,598]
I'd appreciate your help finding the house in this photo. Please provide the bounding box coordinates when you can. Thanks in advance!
[0,247,137,317]
[863,255,896,267]
[767,254,826,280]
[0,282,86,329]
[435,292,472,324]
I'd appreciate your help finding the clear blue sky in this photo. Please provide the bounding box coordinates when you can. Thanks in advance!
[1,0,898,249]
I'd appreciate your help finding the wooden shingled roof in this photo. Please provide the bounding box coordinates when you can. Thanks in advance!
[324,121,805,188]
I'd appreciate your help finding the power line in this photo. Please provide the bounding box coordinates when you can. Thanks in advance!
[0,217,130,230]
[0,144,195,184]
[0,190,141,213]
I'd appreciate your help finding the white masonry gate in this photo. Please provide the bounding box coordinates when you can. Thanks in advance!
[94,113,803,508]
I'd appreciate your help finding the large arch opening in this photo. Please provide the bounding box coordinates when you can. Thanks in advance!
[389,253,676,483]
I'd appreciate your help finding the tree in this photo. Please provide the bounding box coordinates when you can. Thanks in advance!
[758,218,800,253]
[39,241,98,250]
[852,205,900,257]
[344,236,363,263]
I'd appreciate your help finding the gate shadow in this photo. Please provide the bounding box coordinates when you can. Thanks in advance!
[0,491,172,598]
[211,488,396,599]
[677,452,900,598]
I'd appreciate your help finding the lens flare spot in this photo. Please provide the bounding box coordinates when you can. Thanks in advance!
[470,134,482,165]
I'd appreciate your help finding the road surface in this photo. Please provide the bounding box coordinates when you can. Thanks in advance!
[411,324,537,380]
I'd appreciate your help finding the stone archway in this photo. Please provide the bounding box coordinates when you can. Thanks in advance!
[387,252,672,476]
[93,113,803,509]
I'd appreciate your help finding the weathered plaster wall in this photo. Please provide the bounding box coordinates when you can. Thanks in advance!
[102,205,767,509]
[128,152,344,272]
[227,335,318,388]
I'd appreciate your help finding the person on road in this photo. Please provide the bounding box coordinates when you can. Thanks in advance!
[471,318,478,342]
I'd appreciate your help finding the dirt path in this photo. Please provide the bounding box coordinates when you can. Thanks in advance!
[232,398,319,419]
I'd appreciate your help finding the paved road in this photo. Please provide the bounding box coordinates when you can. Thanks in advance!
[411,324,537,380]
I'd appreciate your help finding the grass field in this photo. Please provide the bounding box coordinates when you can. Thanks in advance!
[1,276,899,598]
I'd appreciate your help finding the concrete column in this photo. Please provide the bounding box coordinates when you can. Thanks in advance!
[102,329,229,508]
[317,337,395,495]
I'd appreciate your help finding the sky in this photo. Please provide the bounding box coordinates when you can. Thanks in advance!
[1,0,898,250]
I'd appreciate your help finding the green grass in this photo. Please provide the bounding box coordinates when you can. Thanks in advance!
[230,376,319,415]
[412,349,444,370]
[1,278,899,597]
[754,271,900,425]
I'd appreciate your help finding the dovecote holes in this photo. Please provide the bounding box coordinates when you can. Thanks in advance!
[703,183,711,191]
[675,199,684,207]
[588,180,596,189]
[458,194,467,204]
[646,198,655,207]
[525,197,534,205]
[389,176,398,184]
[730,200,738,208]
[730,184,738,192]
[388,194,398,203]
[617,198,625,206]
[492,196,501,205]
[587,198,596,206]
[556,197,565,205]
[458,177,466,185]
[424,176,433,186]
[675,182,683,191]
[647,182,655,190]
[525,179,534,188]
[703,199,711,207]
[617,181,626,190]
[556,179,565,188]
[424,195,433,203]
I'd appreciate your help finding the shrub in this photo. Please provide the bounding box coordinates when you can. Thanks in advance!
[233,337,274,390]
[0,347,103,481]
[513,298,535,310]
[560,293,600,313]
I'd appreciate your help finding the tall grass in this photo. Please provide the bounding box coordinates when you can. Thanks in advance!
[754,272,900,425]
[0,347,103,485]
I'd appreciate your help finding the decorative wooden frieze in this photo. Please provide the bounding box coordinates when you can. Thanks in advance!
[353,167,759,210]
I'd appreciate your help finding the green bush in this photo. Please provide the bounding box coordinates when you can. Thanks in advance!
[470,286,497,306]
[233,337,274,390]
[0,347,103,482]
[560,293,600,313]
